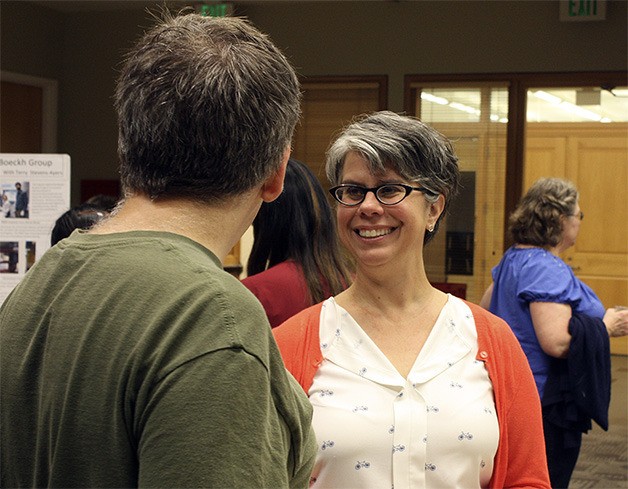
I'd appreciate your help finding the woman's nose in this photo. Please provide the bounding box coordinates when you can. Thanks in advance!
[358,190,384,214]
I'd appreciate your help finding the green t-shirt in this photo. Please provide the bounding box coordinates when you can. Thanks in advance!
[0,230,316,488]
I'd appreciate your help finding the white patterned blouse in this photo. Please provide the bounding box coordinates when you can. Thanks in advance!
[308,295,499,489]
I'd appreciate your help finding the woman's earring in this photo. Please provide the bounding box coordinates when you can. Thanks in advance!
[427,224,435,233]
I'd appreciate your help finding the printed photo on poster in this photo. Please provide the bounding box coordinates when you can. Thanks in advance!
[0,242,19,273]
[1,181,30,218]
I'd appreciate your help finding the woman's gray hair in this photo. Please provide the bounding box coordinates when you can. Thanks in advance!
[509,177,579,247]
[325,111,460,242]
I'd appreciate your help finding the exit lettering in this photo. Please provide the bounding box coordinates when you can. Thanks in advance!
[559,0,606,21]
[570,0,597,16]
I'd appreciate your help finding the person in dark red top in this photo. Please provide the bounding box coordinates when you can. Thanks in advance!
[243,158,351,327]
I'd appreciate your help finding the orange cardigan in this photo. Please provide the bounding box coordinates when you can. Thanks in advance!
[274,300,550,489]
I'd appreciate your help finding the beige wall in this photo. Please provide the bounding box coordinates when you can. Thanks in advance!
[1,0,627,204]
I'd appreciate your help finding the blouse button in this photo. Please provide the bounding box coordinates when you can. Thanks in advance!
[479,351,489,359]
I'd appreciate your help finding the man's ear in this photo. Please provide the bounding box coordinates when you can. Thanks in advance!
[260,148,290,203]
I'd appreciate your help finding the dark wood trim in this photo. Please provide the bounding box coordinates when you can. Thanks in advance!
[404,71,627,86]
[505,78,526,249]
[403,78,417,117]
[516,71,627,89]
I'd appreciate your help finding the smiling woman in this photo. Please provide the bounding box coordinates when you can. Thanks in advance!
[330,150,444,273]
[273,110,551,489]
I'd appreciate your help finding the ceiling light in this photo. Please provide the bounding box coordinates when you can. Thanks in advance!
[558,102,602,121]
[421,93,449,105]
[449,102,480,115]
[532,90,562,105]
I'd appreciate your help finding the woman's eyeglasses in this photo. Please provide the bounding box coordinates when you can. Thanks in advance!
[328,183,436,206]
[571,211,584,220]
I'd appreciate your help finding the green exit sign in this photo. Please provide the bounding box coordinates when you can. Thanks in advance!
[559,0,606,21]
[197,3,233,17]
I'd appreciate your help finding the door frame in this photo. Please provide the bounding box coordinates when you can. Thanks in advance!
[1,71,58,153]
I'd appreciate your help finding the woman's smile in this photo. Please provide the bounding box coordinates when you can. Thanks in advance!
[356,227,396,238]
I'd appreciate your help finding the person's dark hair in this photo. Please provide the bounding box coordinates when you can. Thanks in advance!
[51,204,108,246]
[114,11,301,201]
[509,177,579,248]
[85,194,118,213]
[247,159,351,303]
[326,111,460,244]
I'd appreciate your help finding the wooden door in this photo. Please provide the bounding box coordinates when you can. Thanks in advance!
[292,78,387,186]
[0,81,43,152]
[525,124,628,354]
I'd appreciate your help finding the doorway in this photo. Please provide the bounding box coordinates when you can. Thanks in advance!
[0,71,57,153]
[524,84,628,354]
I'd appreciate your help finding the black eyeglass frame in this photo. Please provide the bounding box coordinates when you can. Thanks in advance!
[328,183,436,207]
[571,210,584,220]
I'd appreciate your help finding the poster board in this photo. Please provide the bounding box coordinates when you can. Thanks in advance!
[0,153,70,304]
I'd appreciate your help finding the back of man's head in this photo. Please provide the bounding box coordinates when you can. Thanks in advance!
[115,11,301,202]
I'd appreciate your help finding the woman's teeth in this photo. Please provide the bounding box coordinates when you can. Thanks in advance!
[358,228,393,238]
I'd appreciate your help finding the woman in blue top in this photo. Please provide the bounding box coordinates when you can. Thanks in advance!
[480,177,628,488]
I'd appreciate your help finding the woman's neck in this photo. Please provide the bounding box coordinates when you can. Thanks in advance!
[336,264,438,315]
[515,243,562,256]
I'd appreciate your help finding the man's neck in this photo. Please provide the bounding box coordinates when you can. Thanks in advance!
[90,192,261,261]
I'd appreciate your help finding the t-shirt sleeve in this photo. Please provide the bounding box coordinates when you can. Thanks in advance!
[137,348,295,488]
[517,255,580,305]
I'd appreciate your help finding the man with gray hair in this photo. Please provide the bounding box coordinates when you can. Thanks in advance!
[1,11,315,488]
